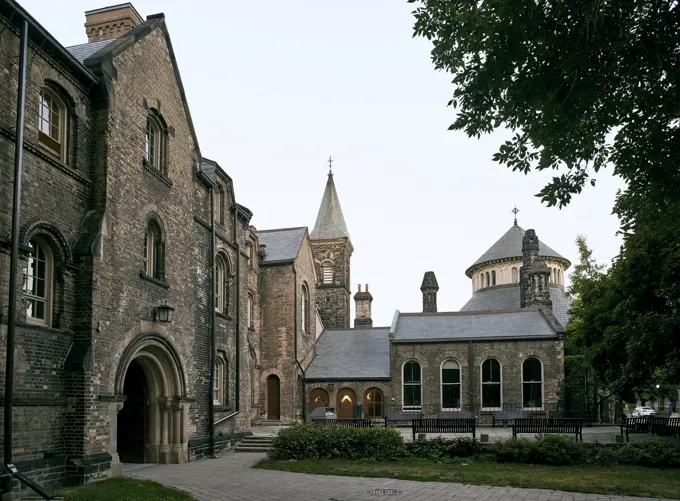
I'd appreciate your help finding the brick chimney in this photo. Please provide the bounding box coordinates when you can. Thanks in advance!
[85,3,143,42]
[520,229,540,308]
[420,271,439,313]
[528,259,552,308]
[353,284,373,329]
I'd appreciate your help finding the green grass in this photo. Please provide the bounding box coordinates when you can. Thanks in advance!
[256,458,680,499]
[56,477,194,501]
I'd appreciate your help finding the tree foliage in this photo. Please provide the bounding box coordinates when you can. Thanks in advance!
[409,0,680,397]
[409,0,680,231]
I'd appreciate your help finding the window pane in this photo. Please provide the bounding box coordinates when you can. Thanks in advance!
[442,384,460,408]
[482,359,500,383]
[482,383,501,408]
[403,384,421,406]
[523,382,542,408]
[523,358,542,381]
[442,367,460,384]
[404,361,421,383]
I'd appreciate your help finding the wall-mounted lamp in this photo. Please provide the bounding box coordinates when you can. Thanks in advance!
[155,301,175,323]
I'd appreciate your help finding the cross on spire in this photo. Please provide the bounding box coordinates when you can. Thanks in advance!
[327,155,333,175]
[511,205,520,226]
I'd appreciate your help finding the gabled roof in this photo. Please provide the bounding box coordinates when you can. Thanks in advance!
[310,173,351,242]
[256,227,307,264]
[65,39,115,64]
[460,283,572,327]
[306,328,390,381]
[393,309,560,343]
[466,224,569,276]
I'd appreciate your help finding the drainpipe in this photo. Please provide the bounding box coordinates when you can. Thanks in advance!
[292,263,300,421]
[232,207,241,415]
[196,168,216,457]
[468,341,474,413]
[2,19,56,501]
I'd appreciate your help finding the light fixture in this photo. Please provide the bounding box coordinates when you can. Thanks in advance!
[155,301,175,323]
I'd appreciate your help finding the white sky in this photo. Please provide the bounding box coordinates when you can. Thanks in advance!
[25,0,626,326]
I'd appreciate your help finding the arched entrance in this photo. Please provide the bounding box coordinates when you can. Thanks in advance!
[118,360,149,463]
[364,388,384,418]
[266,375,280,420]
[309,388,329,409]
[114,335,187,466]
[337,388,356,419]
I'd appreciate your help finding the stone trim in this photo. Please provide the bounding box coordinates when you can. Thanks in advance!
[142,159,173,187]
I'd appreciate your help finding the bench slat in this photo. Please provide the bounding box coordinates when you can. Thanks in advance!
[412,418,476,440]
[512,418,583,441]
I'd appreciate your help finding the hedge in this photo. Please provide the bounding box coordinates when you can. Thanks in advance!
[269,425,680,468]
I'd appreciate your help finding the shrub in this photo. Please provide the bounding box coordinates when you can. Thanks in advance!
[405,437,478,462]
[532,434,585,465]
[269,424,405,461]
[488,438,538,464]
[616,438,680,468]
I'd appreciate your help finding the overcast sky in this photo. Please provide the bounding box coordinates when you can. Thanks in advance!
[25,0,627,326]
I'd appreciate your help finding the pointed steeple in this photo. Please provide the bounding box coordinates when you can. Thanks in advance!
[310,172,351,242]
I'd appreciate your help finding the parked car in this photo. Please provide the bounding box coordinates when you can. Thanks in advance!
[632,406,656,417]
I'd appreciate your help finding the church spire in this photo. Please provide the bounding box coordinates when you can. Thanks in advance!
[310,167,351,242]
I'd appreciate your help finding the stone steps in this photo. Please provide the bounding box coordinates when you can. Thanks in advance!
[235,435,274,453]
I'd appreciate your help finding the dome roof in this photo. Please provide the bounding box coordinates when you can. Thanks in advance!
[465,224,570,277]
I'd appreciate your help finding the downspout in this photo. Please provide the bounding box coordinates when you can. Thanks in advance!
[196,168,216,457]
[233,207,241,415]
[292,263,298,420]
[2,19,56,501]
[468,341,474,413]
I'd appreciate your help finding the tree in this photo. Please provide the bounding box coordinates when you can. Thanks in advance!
[409,0,680,231]
[408,0,680,398]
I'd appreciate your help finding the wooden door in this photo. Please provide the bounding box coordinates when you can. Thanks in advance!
[267,375,280,420]
[337,388,356,419]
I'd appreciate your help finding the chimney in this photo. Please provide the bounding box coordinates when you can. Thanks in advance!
[527,259,552,308]
[85,3,143,42]
[353,284,373,329]
[520,229,540,308]
[420,271,439,313]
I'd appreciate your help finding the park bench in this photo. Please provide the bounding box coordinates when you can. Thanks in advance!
[620,417,650,442]
[412,418,476,441]
[648,416,680,438]
[491,410,545,428]
[438,411,475,419]
[385,410,423,427]
[551,409,594,427]
[311,418,373,427]
[512,418,584,441]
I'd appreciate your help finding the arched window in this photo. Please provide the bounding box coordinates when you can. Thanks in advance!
[441,360,461,410]
[364,388,384,418]
[481,359,502,409]
[214,354,227,405]
[301,283,310,333]
[522,357,543,409]
[337,388,356,419]
[511,267,519,283]
[145,110,165,170]
[479,273,484,288]
[144,219,164,280]
[491,270,497,286]
[549,267,553,282]
[402,360,422,409]
[38,87,70,162]
[322,261,334,284]
[485,272,490,288]
[309,388,329,409]
[247,293,254,329]
[215,254,228,314]
[23,237,53,326]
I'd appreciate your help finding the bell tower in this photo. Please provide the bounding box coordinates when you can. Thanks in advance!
[310,160,353,329]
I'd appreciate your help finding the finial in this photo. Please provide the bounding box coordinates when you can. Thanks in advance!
[327,155,333,175]
[511,205,520,226]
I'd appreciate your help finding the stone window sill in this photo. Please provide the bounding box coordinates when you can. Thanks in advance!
[216,311,232,321]
[214,404,232,412]
[139,270,170,289]
[142,160,173,187]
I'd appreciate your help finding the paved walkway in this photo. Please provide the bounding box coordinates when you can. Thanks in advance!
[126,452,676,501]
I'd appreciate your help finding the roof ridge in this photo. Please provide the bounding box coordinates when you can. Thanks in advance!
[256,226,308,234]
[400,308,533,317]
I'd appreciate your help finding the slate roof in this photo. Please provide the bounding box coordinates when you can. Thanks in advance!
[467,225,569,275]
[460,284,572,327]
[393,309,559,343]
[256,227,307,264]
[65,39,115,63]
[310,173,351,242]
[306,328,390,380]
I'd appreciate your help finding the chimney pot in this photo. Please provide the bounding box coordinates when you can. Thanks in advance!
[357,284,361,292]
[365,284,369,292]
[353,282,373,329]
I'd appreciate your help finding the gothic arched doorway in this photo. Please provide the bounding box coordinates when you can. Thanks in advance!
[364,388,384,418]
[266,375,280,420]
[118,360,148,463]
[337,388,356,419]
[114,335,187,467]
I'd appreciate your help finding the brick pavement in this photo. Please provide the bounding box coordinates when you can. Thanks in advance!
[125,452,675,501]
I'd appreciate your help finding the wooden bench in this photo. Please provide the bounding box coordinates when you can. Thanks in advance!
[412,418,476,441]
[620,417,650,442]
[385,410,423,427]
[438,411,475,419]
[311,418,373,427]
[491,411,546,427]
[512,418,584,441]
[648,416,680,438]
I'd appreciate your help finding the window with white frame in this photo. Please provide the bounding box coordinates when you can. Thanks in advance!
[214,353,228,405]
[511,267,519,283]
[38,87,69,162]
[481,358,502,409]
[23,237,53,326]
[215,254,228,313]
[402,360,422,409]
[522,357,543,409]
[441,360,461,410]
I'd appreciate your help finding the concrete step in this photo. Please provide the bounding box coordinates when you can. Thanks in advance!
[243,436,274,441]
[235,446,272,453]
[236,435,274,453]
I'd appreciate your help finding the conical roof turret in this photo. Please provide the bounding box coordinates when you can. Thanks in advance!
[310,172,351,242]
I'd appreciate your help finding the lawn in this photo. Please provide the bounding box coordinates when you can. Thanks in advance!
[256,458,680,499]
[56,477,194,501]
